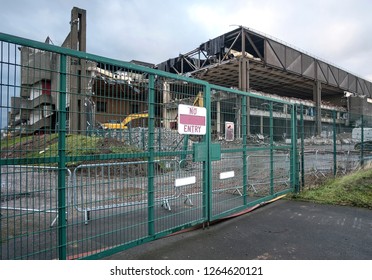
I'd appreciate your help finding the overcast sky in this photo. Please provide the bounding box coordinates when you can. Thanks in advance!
[1,0,372,129]
[1,0,371,80]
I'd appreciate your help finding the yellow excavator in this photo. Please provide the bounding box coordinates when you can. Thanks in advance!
[101,112,148,130]
[100,92,201,130]
[193,92,203,107]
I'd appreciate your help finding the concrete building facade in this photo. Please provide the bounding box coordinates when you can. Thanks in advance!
[9,7,90,135]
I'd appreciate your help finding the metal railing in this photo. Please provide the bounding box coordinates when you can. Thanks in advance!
[246,153,291,194]
[71,159,181,224]
[1,165,71,227]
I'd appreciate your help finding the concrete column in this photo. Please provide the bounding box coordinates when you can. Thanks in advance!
[69,7,87,134]
[78,9,87,134]
[162,82,171,129]
[239,57,250,136]
[313,80,322,135]
[216,99,221,138]
[283,104,288,137]
[236,97,241,138]
[260,115,264,135]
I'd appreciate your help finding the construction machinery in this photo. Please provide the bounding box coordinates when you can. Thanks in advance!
[101,112,148,130]
[193,92,203,107]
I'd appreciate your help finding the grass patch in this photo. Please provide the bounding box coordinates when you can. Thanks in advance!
[1,135,34,147]
[1,134,59,150]
[291,167,372,209]
[24,134,101,158]
[2,134,144,166]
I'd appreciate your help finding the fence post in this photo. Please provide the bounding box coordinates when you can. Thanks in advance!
[242,95,248,205]
[58,54,67,260]
[333,110,337,176]
[147,74,155,236]
[361,114,364,167]
[204,84,212,223]
[269,101,274,195]
[290,104,299,192]
[300,104,305,190]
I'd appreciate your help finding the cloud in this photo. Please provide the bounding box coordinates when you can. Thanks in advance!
[186,1,286,39]
[1,1,70,43]
[1,0,371,78]
[1,0,372,130]
[85,0,209,63]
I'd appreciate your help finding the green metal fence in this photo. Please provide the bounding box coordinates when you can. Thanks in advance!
[1,32,368,260]
[296,105,371,191]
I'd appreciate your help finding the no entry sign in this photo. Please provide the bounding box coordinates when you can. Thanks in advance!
[178,104,206,135]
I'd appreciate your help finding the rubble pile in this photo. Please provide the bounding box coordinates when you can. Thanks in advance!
[103,128,359,151]
[103,127,192,151]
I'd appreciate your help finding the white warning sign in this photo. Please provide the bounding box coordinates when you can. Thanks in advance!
[225,121,234,141]
[178,104,207,135]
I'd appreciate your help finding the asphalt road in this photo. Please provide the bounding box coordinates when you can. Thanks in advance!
[104,199,372,260]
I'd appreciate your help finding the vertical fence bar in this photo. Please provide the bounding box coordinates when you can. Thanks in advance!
[58,54,67,260]
[300,104,305,190]
[147,74,155,236]
[290,104,299,192]
[0,42,3,244]
[205,84,212,223]
[181,135,188,163]
[158,127,161,152]
[333,110,337,177]
[269,101,274,195]
[242,95,248,205]
[361,114,364,167]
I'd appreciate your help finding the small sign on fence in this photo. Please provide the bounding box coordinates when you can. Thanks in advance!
[225,121,234,141]
[178,104,206,135]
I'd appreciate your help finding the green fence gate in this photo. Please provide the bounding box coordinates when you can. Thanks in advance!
[207,85,298,221]
[1,32,298,260]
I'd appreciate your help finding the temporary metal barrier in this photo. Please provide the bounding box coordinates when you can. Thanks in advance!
[166,175,197,210]
[1,165,71,227]
[299,149,360,179]
[336,150,360,175]
[210,153,290,196]
[246,153,291,194]
[212,155,245,195]
[72,159,180,224]
[312,150,335,178]
[312,149,361,178]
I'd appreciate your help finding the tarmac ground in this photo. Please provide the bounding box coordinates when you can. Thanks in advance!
[104,199,372,260]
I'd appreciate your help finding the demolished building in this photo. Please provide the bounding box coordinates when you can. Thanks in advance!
[157,26,372,135]
[7,12,372,139]
[8,7,89,135]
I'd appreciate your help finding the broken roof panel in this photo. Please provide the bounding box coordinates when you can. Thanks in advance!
[156,26,372,100]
